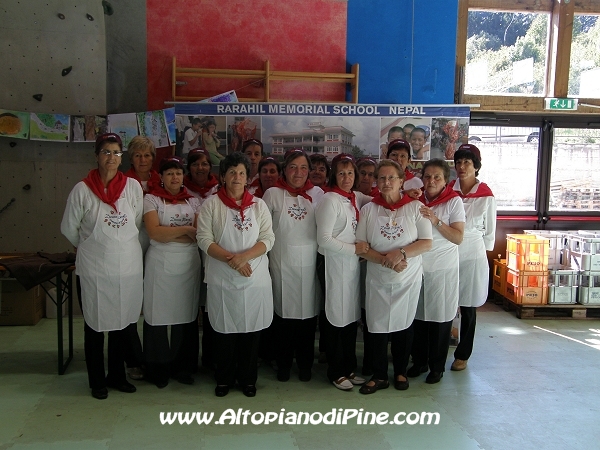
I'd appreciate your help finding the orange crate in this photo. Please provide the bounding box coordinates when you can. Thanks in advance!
[506,234,550,272]
[492,259,507,296]
[506,268,548,305]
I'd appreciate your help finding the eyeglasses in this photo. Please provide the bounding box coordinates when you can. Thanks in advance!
[377,176,401,183]
[99,150,124,157]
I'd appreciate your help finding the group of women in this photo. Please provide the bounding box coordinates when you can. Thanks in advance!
[61,133,496,400]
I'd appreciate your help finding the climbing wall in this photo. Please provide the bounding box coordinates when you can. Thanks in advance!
[0,1,107,253]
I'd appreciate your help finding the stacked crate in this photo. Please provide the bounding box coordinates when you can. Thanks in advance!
[492,258,508,299]
[505,234,550,304]
[523,230,578,304]
[564,232,600,305]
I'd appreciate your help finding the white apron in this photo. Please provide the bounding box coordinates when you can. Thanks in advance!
[76,195,143,332]
[270,192,320,319]
[458,201,489,308]
[365,207,423,333]
[206,206,273,333]
[416,203,460,322]
[143,201,201,325]
[324,200,360,328]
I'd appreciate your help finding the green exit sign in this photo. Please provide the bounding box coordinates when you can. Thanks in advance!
[545,98,578,110]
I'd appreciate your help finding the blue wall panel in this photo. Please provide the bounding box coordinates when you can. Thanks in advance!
[347,0,459,104]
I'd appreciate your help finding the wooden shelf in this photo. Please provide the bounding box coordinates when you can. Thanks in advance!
[172,57,359,104]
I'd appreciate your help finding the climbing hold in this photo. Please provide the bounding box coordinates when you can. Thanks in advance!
[102,1,114,16]
[86,13,94,21]
[58,13,65,20]
[33,94,43,101]
[22,184,31,191]
[62,66,72,76]
[9,142,17,148]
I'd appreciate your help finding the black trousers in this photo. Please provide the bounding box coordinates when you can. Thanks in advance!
[371,324,414,381]
[201,308,216,369]
[143,320,197,383]
[454,306,476,360]
[84,321,128,390]
[411,319,453,373]
[273,314,318,373]
[360,308,374,372]
[325,320,358,382]
[214,331,260,387]
[123,320,144,369]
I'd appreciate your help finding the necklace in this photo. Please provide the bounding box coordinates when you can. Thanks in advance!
[385,208,398,227]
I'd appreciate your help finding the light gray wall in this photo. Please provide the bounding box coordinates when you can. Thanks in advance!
[0,0,147,253]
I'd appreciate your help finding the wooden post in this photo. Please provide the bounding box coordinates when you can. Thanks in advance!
[455,0,468,104]
[546,0,575,98]
[351,63,359,104]
[265,60,270,102]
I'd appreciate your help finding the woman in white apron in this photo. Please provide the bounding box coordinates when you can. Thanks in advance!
[61,133,144,400]
[142,157,201,388]
[263,149,324,382]
[450,144,496,372]
[183,148,220,371]
[315,154,371,391]
[196,152,275,398]
[355,160,432,395]
[123,135,159,381]
[408,159,465,384]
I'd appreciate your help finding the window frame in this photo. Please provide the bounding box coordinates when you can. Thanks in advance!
[456,0,600,114]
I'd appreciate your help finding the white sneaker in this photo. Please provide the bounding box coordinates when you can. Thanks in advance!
[348,373,366,385]
[333,377,353,390]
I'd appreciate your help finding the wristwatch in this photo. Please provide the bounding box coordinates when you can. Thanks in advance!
[399,248,407,260]
[435,219,443,228]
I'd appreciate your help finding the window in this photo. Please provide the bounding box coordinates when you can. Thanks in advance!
[568,14,600,98]
[465,11,549,96]
[469,125,540,211]
[549,128,600,211]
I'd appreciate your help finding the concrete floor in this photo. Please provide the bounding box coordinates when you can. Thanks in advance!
[1,302,599,449]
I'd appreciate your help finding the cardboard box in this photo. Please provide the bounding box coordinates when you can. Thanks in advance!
[0,281,45,325]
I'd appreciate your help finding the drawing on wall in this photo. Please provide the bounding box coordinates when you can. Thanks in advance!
[163,108,177,146]
[29,113,70,141]
[0,110,30,139]
[226,116,261,153]
[108,113,139,149]
[137,111,170,148]
[71,115,108,142]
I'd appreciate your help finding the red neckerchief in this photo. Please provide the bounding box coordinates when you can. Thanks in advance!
[147,184,194,204]
[252,184,265,199]
[419,183,460,207]
[248,177,261,188]
[371,192,413,211]
[274,177,314,202]
[217,188,255,223]
[404,168,415,180]
[449,180,494,198]
[82,169,127,213]
[184,173,219,198]
[331,186,359,220]
[370,186,380,197]
[124,168,160,195]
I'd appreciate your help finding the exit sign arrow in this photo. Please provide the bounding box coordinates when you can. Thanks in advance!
[545,98,578,110]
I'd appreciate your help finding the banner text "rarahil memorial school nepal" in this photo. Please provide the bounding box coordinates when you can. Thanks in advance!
[215,104,427,116]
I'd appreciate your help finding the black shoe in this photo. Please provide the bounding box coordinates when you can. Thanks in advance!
[107,380,137,393]
[277,369,290,382]
[215,385,229,397]
[394,376,409,391]
[407,364,428,378]
[242,385,256,397]
[425,371,443,384]
[359,379,389,395]
[299,369,312,382]
[91,387,108,400]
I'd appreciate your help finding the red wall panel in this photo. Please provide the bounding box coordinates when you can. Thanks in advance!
[147,0,347,109]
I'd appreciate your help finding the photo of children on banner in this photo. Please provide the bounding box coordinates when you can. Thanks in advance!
[176,115,227,164]
[379,117,433,161]
[430,118,469,161]
[227,116,261,153]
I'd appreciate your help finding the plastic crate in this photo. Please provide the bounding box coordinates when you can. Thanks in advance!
[505,268,548,305]
[578,271,600,305]
[547,269,578,304]
[523,230,567,267]
[506,234,550,272]
[492,258,507,296]
[564,233,600,271]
